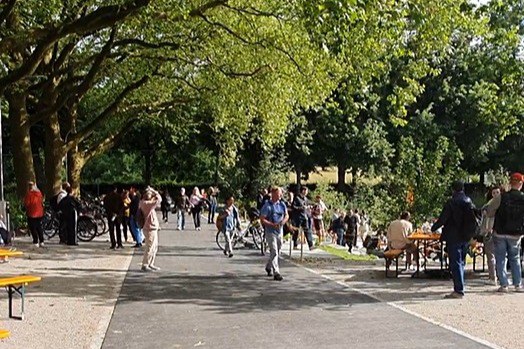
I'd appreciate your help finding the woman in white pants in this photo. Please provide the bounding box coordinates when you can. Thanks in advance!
[140,188,162,272]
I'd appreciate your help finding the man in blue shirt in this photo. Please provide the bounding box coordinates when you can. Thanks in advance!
[260,187,289,281]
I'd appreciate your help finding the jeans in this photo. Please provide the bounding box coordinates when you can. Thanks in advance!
[223,229,233,254]
[335,228,345,246]
[191,207,201,229]
[494,235,522,287]
[292,216,313,248]
[448,241,469,295]
[108,215,122,248]
[266,232,283,275]
[208,203,217,223]
[177,209,186,229]
[27,217,44,244]
[129,216,144,244]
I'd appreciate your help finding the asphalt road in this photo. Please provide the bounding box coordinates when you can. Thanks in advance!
[102,217,490,349]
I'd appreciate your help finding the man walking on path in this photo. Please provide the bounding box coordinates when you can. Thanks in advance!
[24,181,45,247]
[176,188,190,230]
[486,172,524,293]
[129,187,143,248]
[219,195,240,258]
[140,187,162,272]
[260,187,289,281]
[431,180,476,299]
[104,187,125,250]
[291,186,314,250]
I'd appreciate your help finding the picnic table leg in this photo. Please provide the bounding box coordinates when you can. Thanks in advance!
[8,286,13,319]
[21,285,25,320]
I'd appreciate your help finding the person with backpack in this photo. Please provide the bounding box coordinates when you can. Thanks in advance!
[431,180,478,299]
[487,173,524,293]
[139,187,162,272]
[218,195,241,258]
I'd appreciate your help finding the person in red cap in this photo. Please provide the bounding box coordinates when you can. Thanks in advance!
[486,172,524,293]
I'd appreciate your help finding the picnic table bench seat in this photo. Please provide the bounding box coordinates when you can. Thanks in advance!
[0,275,41,320]
[0,329,9,339]
[383,249,405,278]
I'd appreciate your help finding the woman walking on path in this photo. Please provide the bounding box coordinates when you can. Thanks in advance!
[24,181,45,247]
[140,187,162,272]
[122,190,131,243]
[481,186,503,285]
[190,187,203,231]
[207,187,218,224]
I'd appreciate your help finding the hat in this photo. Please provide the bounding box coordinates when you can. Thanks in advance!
[510,172,524,182]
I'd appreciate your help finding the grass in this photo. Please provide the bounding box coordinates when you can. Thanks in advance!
[319,244,378,262]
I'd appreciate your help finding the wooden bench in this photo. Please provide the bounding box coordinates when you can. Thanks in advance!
[384,249,405,278]
[0,275,41,320]
[0,329,9,339]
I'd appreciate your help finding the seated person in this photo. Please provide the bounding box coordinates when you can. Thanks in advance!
[0,215,11,246]
[386,211,418,270]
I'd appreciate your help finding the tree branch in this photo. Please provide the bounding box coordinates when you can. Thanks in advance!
[70,74,150,146]
[0,0,16,26]
[114,38,180,50]
[83,117,138,162]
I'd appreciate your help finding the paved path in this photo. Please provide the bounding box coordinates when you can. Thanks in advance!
[102,219,490,349]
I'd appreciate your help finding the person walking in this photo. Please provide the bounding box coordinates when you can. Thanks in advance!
[218,195,240,258]
[480,186,503,285]
[23,181,45,247]
[260,187,289,281]
[431,180,477,299]
[160,190,172,223]
[190,187,203,231]
[121,190,131,243]
[311,195,327,243]
[343,209,358,253]
[207,187,218,224]
[291,186,314,250]
[58,186,81,246]
[104,187,124,250]
[487,173,524,293]
[176,187,190,230]
[129,187,144,247]
[140,187,162,272]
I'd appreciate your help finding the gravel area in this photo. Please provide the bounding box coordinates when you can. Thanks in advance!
[0,236,133,349]
[298,247,523,349]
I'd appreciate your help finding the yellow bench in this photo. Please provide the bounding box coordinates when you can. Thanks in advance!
[0,275,41,320]
[0,329,9,339]
[384,249,405,278]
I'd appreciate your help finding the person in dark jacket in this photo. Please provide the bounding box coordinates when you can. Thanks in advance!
[58,186,81,246]
[431,180,476,299]
[291,186,314,250]
[104,187,125,249]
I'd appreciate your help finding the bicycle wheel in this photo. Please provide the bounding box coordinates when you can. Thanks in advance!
[95,216,107,236]
[251,227,263,250]
[215,231,225,250]
[43,214,59,239]
[77,216,97,242]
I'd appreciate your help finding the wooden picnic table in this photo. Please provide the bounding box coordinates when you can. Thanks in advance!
[408,232,445,277]
[0,249,23,258]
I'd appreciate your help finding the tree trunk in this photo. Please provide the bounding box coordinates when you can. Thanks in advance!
[295,167,302,186]
[68,148,84,197]
[43,113,65,198]
[337,165,346,191]
[7,91,36,199]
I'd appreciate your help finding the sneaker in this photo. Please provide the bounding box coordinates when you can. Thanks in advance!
[133,243,141,248]
[309,246,316,251]
[273,274,283,281]
[228,253,234,258]
[176,227,181,231]
[39,242,45,248]
[485,279,498,286]
[265,267,273,277]
[110,246,116,250]
[515,286,524,293]
[497,286,509,293]
[116,245,124,249]
[444,292,464,299]
[141,265,152,272]
[149,265,161,271]
[223,250,228,256]
[33,243,40,248]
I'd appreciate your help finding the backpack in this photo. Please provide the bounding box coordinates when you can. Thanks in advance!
[496,192,524,235]
[136,208,146,229]
[461,203,481,241]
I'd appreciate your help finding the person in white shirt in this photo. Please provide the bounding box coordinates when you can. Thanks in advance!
[387,211,418,270]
